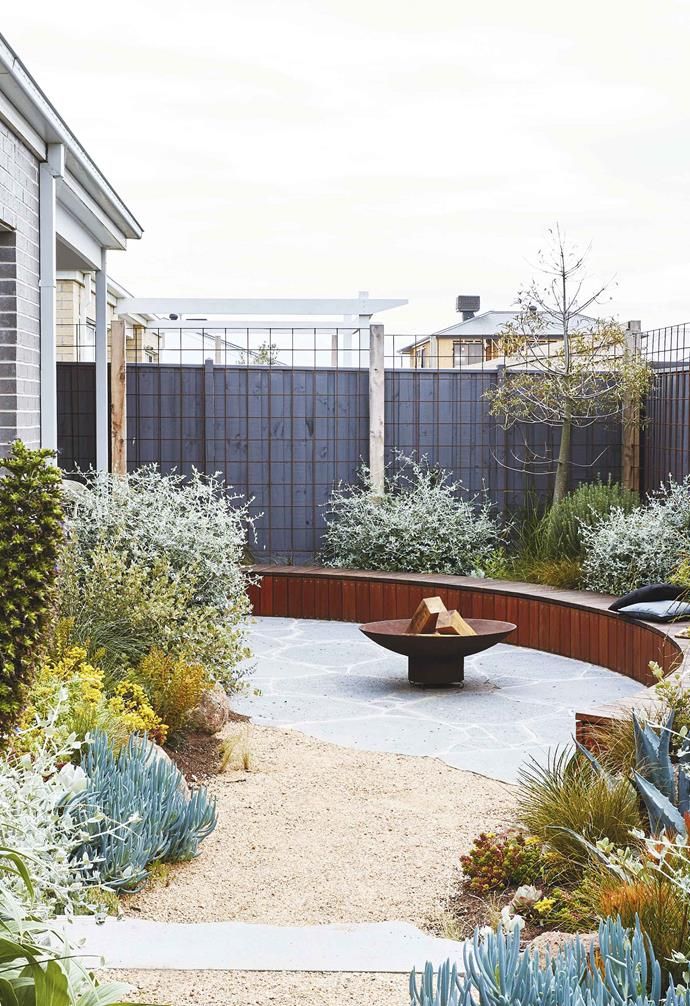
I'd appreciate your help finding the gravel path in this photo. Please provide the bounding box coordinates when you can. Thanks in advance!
[114,969,407,1005]
[126,723,515,928]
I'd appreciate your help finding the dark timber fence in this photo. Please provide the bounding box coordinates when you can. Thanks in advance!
[58,361,621,563]
[641,323,690,492]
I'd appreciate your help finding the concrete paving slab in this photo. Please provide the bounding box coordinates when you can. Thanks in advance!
[236,617,646,783]
[58,918,465,973]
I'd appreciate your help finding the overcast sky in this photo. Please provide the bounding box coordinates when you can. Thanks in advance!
[6,0,690,332]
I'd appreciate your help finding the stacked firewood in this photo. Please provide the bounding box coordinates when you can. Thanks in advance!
[406,596,476,636]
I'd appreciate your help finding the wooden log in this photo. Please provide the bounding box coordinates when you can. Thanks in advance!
[436,609,477,636]
[407,596,447,634]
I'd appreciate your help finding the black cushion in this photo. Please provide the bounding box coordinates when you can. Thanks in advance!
[609,583,686,612]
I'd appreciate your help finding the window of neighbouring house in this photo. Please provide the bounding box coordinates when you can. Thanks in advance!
[452,339,483,368]
[77,324,96,362]
[417,346,427,368]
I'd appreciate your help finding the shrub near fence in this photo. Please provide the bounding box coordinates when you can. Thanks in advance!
[57,361,622,562]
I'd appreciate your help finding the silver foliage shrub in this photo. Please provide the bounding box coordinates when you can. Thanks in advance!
[62,467,255,691]
[65,466,253,609]
[323,454,503,575]
[0,724,90,917]
[580,476,690,595]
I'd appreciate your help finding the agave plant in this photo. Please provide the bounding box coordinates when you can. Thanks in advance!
[0,846,135,1005]
[410,916,688,1006]
[69,731,217,891]
[631,711,690,836]
[576,712,690,837]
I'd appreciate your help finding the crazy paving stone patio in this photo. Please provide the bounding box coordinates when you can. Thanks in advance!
[234,616,645,784]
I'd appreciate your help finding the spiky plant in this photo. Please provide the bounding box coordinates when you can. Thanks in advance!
[0,441,63,736]
[410,917,690,1006]
[517,748,642,881]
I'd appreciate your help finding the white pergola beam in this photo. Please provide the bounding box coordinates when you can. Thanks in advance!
[140,318,381,330]
[117,297,407,317]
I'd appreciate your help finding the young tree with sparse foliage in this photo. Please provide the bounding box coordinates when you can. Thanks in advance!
[241,340,279,365]
[484,228,652,504]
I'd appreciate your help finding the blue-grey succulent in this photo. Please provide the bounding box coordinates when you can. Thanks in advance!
[69,731,217,891]
[409,917,690,1006]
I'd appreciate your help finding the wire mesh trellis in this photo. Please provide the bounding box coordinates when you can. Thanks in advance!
[56,323,623,563]
[641,323,690,493]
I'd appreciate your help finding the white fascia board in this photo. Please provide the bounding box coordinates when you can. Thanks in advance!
[118,298,408,317]
[58,173,128,251]
[0,35,142,240]
[56,203,103,271]
[62,147,142,240]
[56,270,87,285]
[106,275,134,299]
[0,85,45,159]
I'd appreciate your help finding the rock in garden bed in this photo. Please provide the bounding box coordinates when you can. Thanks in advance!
[187,682,237,735]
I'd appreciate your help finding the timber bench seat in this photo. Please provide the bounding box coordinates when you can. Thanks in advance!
[247,566,690,743]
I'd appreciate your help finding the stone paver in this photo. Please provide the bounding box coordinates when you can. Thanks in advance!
[60,918,464,973]
[235,616,645,784]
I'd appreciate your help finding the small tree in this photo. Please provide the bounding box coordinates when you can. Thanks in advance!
[0,442,63,735]
[484,228,652,504]
[241,340,279,365]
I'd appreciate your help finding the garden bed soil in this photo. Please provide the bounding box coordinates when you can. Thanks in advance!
[125,723,516,927]
[166,711,249,783]
[438,882,559,944]
[165,731,223,783]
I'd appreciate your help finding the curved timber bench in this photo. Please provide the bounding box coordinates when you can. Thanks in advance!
[247,566,690,744]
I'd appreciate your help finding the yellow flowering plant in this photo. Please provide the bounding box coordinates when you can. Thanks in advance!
[107,682,168,745]
[19,620,129,752]
[133,648,209,737]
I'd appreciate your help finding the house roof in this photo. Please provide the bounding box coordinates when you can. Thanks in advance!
[0,33,143,243]
[398,309,598,353]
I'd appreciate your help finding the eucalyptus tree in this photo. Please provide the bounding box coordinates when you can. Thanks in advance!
[484,228,651,504]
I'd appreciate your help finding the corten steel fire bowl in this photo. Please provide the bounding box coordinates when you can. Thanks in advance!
[359,618,517,687]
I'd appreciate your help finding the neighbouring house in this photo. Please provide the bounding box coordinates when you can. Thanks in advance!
[0,33,142,456]
[399,295,596,369]
[56,273,157,363]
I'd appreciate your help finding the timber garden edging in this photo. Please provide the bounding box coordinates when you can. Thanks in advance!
[247,566,690,743]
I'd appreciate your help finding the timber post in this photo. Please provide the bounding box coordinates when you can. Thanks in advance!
[110,317,127,475]
[369,323,385,496]
[622,319,641,494]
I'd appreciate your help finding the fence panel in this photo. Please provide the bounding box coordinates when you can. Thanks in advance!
[57,362,96,471]
[641,324,690,492]
[57,361,621,563]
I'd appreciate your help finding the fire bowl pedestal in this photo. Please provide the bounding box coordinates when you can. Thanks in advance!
[359,618,517,687]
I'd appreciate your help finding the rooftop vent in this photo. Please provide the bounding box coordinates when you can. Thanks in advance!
[456,295,480,321]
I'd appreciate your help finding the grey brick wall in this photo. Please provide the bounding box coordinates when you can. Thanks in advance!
[0,121,40,455]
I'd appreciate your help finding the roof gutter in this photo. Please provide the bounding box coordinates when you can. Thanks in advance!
[0,34,143,241]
